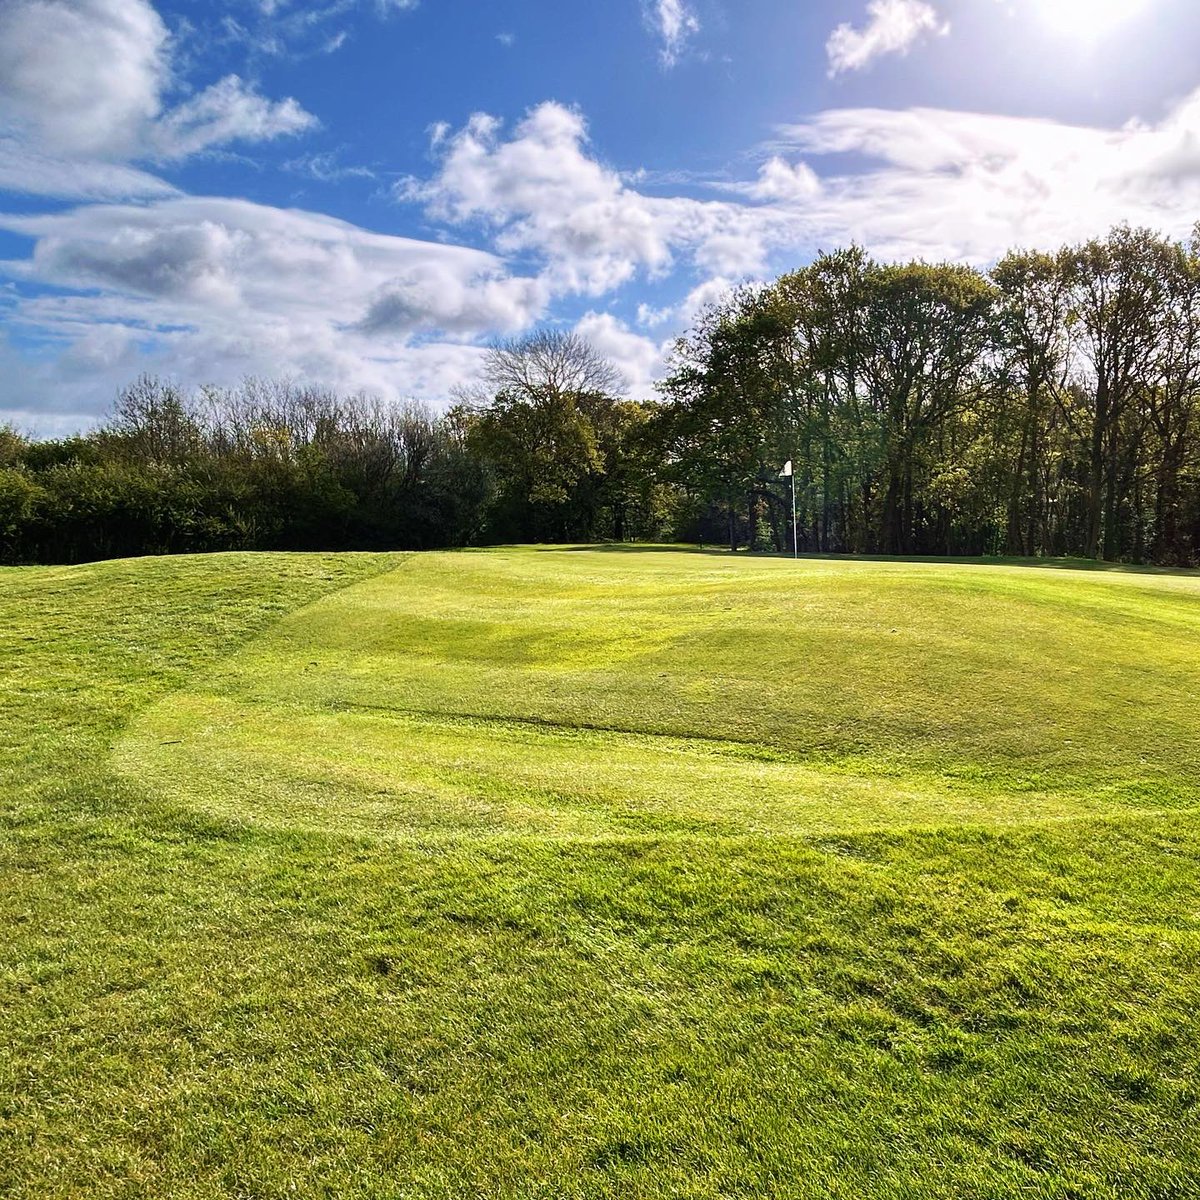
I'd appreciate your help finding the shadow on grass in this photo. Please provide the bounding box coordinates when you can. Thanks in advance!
[525,543,1200,578]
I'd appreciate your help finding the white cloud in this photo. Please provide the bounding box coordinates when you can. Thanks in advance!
[636,301,675,329]
[635,276,735,332]
[772,90,1200,261]
[730,157,822,204]
[150,75,317,159]
[826,0,948,77]
[0,0,169,159]
[227,0,419,60]
[402,104,675,293]
[646,0,700,68]
[2,197,544,334]
[693,231,769,277]
[402,103,778,295]
[0,196,549,428]
[0,139,178,201]
[0,0,317,198]
[677,276,735,321]
[574,312,671,396]
[283,151,376,183]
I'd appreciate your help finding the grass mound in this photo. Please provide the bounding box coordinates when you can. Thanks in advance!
[119,549,1200,838]
[3,547,1200,1199]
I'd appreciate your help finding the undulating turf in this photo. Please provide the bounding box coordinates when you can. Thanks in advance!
[2,547,1199,1199]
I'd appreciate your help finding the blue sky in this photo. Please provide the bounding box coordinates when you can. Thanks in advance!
[2,0,1200,430]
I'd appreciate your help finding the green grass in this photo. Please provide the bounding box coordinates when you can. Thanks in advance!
[3,546,1200,1198]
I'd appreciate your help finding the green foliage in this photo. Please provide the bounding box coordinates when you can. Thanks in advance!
[0,467,43,559]
[462,390,667,544]
[0,424,25,467]
[660,227,1200,564]
[2,379,486,563]
[10,224,1200,567]
[3,547,1200,1198]
[750,496,774,550]
[464,386,604,539]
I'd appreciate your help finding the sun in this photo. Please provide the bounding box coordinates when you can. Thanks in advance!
[1036,0,1153,37]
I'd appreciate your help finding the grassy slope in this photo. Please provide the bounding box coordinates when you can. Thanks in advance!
[2,547,1199,1199]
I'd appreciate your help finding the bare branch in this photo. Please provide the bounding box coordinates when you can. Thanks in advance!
[483,330,623,400]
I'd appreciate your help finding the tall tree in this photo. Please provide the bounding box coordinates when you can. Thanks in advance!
[1062,228,1174,560]
[991,250,1073,556]
[462,331,636,542]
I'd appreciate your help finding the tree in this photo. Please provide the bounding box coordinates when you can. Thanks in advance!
[989,250,1071,555]
[1062,228,1174,560]
[853,261,997,554]
[483,330,624,401]
[463,331,634,542]
[1146,233,1200,562]
[658,285,798,551]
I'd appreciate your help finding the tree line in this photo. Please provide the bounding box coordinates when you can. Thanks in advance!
[662,226,1200,563]
[0,346,673,565]
[2,226,1199,566]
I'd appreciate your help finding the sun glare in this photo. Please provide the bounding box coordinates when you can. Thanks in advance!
[1037,0,1153,37]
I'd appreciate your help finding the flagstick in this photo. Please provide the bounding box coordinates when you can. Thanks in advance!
[780,460,799,559]
[792,470,798,560]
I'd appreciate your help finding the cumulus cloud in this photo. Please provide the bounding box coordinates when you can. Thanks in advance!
[646,0,701,68]
[0,0,169,159]
[727,157,822,204]
[0,0,317,198]
[401,105,675,293]
[574,312,671,396]
[401,102,778,295]
[826,0,948,76]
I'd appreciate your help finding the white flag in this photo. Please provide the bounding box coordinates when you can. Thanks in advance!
[779,461,793,478]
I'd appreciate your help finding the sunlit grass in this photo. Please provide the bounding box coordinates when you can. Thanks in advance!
[120,547,1200,836]
[3,547,1200,1198]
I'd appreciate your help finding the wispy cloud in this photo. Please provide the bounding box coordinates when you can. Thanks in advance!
[283,151,376,183]
[826,0,948,76]
[646,0,700,69]
[771,91,1200,260]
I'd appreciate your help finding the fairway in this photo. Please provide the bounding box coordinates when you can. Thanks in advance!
[3,547,1200,1199]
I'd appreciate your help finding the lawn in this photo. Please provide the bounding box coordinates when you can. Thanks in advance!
[2,546,1199,1198]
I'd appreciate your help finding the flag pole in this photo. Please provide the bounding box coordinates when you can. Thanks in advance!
[779,460,798,559]
[791,469,798,560]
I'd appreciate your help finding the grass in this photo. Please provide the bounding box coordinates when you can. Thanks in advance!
[2,545,1199,1198]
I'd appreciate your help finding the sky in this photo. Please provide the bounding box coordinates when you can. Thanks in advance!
[2,0,1200,432]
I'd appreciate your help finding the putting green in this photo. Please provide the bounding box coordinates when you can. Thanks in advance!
[114,547,1200,839]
